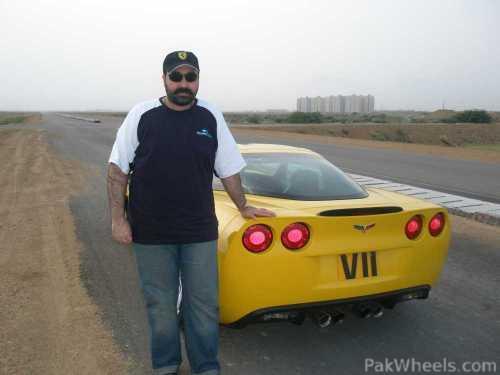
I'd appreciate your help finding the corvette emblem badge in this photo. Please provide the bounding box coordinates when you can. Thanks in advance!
[353,223,376,233]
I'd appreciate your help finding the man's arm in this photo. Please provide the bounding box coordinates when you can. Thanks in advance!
[107,163,132,244]
[221,173,276,219]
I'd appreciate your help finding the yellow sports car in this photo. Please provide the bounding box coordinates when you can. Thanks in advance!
[213,144,451,328]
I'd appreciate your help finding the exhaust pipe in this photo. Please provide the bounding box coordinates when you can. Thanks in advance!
[355,304,373,318]
[311,311,332,328]
[353,302,384,319]
[309,309,345,327]
[330,310,345,324]
[372,304,384,318]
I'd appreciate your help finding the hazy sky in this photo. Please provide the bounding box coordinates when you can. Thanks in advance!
[1,0,499,112]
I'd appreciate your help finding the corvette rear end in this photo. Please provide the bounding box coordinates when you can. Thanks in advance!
[216,191,450,326]
[214,145,451,327]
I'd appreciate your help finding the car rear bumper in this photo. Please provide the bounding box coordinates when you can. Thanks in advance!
[224,285,430,328]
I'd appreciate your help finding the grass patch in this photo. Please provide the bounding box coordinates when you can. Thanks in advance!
[0,116,28,125]
[369,130,389,141]
[248,122,500,147]
[0,113,41,126]
[369,129,411,142]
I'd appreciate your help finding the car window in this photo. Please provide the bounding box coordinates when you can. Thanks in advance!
[213,152,368,201]
[244,161,281,176]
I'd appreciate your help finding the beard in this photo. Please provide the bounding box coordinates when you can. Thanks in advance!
[166,87,196,106]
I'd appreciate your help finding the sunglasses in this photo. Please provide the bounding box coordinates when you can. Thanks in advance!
[168,71,198,82]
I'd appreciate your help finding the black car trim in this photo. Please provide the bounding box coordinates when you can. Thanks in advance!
[224,285,430,328]
[318,206,403,216]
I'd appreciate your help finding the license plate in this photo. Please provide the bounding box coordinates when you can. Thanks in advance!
[339,251,378,280]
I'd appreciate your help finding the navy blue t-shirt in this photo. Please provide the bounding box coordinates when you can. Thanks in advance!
[109,97,246,244]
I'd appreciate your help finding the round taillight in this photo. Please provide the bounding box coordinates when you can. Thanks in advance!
[429,212,445,236]
[281,222,310,250]
[405,215,423,240]
[242,224,273,253]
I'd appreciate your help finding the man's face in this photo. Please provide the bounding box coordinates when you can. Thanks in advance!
[162,65,200,107]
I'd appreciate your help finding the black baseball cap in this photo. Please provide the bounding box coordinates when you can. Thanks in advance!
[163,51,199,74]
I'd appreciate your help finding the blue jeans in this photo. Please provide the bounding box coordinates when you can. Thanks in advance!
[133,241,220,375]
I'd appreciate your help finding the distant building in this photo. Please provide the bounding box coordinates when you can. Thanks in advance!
[297,94,374,114]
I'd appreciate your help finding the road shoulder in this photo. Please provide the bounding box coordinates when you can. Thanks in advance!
[0,128,127,374]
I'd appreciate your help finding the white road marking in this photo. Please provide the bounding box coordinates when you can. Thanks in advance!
[56,113,101,123]
[348,173,500,222]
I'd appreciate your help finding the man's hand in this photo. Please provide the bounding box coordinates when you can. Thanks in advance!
[111,217,133,245]
[239,205,276,219]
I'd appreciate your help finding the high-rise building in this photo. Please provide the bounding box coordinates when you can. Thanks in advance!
[296,94,375,114]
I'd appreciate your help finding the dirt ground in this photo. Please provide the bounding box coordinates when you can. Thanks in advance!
[231,127,500,164]
[0,128,127,374]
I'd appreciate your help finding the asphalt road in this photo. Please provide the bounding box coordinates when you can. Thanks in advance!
[233,131,500,204]
[38,113,500,374]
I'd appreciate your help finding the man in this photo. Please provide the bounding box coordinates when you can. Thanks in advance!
[107,50,274,375]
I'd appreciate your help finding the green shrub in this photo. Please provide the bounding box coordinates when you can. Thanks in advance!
[453,110,491,123]
[0,116,27,125]
[247,115,261,124]
[370,114,387,123]
[287,112,323,123]
[370,131,388,141]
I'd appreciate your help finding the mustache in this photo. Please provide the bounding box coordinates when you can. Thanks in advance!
[174,88,194,96]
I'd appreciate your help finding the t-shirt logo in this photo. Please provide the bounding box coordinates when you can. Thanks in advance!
[178,51,188,60]
[196,128,213,139]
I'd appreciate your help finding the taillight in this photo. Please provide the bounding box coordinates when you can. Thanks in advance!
[242,224,273,253]
[405,215,423,240]
[429,212,445,236]
[281,222,310,250]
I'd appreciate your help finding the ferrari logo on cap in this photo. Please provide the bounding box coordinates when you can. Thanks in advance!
[178,51,188,60]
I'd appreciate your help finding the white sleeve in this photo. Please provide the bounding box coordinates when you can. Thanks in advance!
[108,106,141,174]
[214,112,246,178]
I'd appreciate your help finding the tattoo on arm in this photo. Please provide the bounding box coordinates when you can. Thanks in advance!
[221,173,247,211]
[107,163,129,222]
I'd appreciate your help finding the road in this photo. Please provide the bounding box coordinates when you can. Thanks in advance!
[233,129,500,204]
[30,113,500,374]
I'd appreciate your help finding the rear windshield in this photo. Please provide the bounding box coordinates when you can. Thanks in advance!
[213,152,368,201]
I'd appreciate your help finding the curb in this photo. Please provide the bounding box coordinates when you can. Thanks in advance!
[448,208,500,227]
[348,173,500,227]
